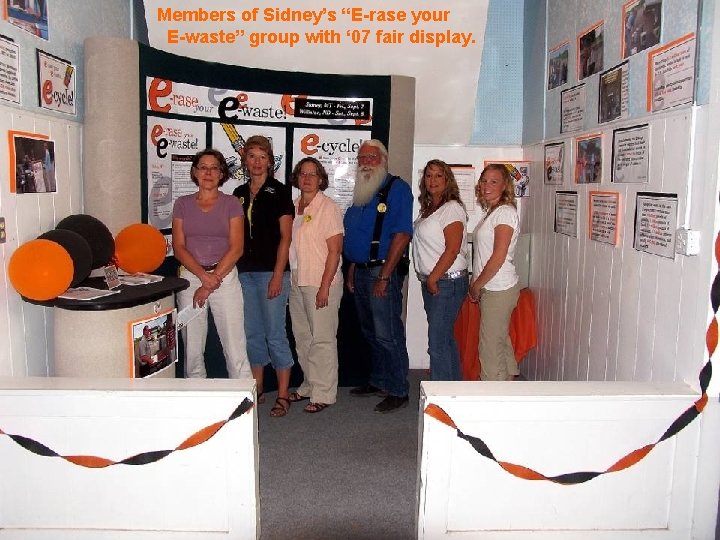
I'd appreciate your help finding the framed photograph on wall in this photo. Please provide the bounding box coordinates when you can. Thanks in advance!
[128,308,178,378]
[598,62,629,124]
[5,0,48,40]
[575,133,602,184]
[8,130,56,193]
[544,142,565,185]
[612,124,650,183]
[577,21,604,80]
[548,40,569,90]
[622,0,662,59]
[589,191,621,245]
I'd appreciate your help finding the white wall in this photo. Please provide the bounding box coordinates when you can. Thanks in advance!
[520,0,720,396]
[0,110,82,376]
[0,0,131,377]
[522,108,713,390]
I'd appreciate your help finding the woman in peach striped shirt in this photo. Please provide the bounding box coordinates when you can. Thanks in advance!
[287,157,344,413]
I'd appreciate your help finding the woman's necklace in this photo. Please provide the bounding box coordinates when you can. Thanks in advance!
[422,200,441,218]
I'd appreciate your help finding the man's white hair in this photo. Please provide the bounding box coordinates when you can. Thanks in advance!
[360,139,388,164]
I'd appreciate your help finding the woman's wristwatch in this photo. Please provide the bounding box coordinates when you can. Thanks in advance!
[376,275,390,282]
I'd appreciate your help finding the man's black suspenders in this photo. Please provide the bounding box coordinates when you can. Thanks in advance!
[368,175,410,275]
[368,175,400,263]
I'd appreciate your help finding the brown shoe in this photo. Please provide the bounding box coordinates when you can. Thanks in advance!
[303,402,330,413]
[270,397,290,417]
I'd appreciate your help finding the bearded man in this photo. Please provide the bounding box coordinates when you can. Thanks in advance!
[343,139,413,413]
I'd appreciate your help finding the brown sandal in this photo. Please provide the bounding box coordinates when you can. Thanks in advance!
[270,397,290,417]
[303,402,330,414]
[288,392,309,403]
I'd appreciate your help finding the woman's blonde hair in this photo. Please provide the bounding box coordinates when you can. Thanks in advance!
[418,159,465,216]
[241,135,275,177]
[476,163,517,210]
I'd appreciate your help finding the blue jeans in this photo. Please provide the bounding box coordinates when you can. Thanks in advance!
[352,266,410,397]
[421,277,468,381]
[238,271,294,370]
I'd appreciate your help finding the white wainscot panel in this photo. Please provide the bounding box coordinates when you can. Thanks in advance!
[0,377,259,540]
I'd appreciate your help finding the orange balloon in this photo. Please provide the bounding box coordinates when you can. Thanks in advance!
[8,239,74,301]
[114,224,167,274]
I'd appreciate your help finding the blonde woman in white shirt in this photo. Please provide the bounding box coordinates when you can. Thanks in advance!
[469,164,520,381]
[412,160,468,380]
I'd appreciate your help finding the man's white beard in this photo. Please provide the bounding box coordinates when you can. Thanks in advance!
[353,165,387,206]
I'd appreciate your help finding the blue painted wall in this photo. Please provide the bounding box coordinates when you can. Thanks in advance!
[472,0,525,145]
[0,0,131,122]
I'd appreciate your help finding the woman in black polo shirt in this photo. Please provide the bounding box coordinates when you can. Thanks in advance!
[233,135,295,417]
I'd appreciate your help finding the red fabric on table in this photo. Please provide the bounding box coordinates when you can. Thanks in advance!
[453,287,537,381]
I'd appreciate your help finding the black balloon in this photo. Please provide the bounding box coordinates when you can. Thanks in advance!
[38,229,92,287]
[56,214,115,269]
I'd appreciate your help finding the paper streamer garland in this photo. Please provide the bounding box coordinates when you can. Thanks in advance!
[425,203,719,484]
[0,398,253,468]
[425,360,710,485]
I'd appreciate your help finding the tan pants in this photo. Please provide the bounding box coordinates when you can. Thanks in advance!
[288,282,342,404]
[479,283,520,381]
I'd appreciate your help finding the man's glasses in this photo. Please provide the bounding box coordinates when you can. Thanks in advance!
[195,165,221,173]
[358,154,381,164]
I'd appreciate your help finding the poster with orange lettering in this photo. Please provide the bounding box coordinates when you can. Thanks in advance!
[293,127,371,212]
[146,117,206,229]
[36,50,75,115]
[143,75,376,229]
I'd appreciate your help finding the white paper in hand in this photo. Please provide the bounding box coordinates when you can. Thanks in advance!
[177,304,207,330]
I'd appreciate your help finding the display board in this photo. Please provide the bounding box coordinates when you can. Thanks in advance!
[138,43,393,236]
[82,38,414,237]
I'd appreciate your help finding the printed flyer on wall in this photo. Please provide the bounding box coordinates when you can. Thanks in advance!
[555,191,578,237]
[633,192,678,258]
[544,142,565,185]
[293,127,371,213]
[589,191,620,245]
[647,33,695,113]
[36,50,75,115]
[612,124,649,184]
[0,35,19,104]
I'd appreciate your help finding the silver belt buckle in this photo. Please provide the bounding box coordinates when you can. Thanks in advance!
[443,269,467,280]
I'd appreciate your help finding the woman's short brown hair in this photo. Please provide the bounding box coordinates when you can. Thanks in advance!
[190,149,230,186]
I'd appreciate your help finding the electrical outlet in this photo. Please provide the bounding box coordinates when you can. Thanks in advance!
[0,217,5,244]
[675,227,700,256]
